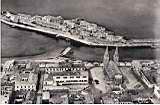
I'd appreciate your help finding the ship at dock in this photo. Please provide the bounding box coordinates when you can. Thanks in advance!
[1,11,160,48]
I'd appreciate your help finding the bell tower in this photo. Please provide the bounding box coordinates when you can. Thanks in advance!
[113,47,119,65]
[103,46,110,71]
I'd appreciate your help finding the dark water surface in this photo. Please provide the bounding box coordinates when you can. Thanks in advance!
[1,0,160,61]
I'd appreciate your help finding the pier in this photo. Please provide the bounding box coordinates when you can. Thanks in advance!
[60,47,72,57]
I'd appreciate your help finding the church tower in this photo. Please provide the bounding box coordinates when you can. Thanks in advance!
[157,68,160,87]
[103,46,110,70]
[113,47,119,65]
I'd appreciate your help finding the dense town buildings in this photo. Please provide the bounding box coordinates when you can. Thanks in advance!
[1,47,159,104]
[2,11,160,48]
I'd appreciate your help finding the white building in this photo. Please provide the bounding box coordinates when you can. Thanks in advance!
[1,83,13,104]
[0,94,11,104]
[43,74,69,91]
[80,21,97,32]
[118,62,132,67]
[15,71,37,91]
[53,75,88,85]
[42,73,88,91]
[3,60,15,72]
[154,85,160,99]
[44,67,85,74]
[64,20,75,29]
[42,91,50,100]
[39,60,86,74]
[132,60,142,70]
[106,35,123,42]
[141,60,154,67]
[6,13,19,23]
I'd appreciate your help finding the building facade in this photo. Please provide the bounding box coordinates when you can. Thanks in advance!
[15,71,37,91]
[53,75,88,85]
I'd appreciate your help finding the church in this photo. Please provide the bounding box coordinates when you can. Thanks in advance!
[103,47,123,86]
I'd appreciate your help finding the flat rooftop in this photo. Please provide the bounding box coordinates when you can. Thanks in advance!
[90,66,107,93]
[120,67,144,89]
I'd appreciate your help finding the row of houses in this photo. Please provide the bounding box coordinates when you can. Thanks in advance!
[1,83,13,104]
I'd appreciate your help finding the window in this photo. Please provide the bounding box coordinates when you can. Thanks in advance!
[47,68,50,71]
[17,86,19,88]
[24,86,26,88]
[56,77,60,79]
[63,76,67,79]
[70,76,74,78]
[61,68,63,71]
[54,68,57,71]
[28,86,30,88]
[81,67,85,70]
[76,76,80,78]
[83,76,87,78]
